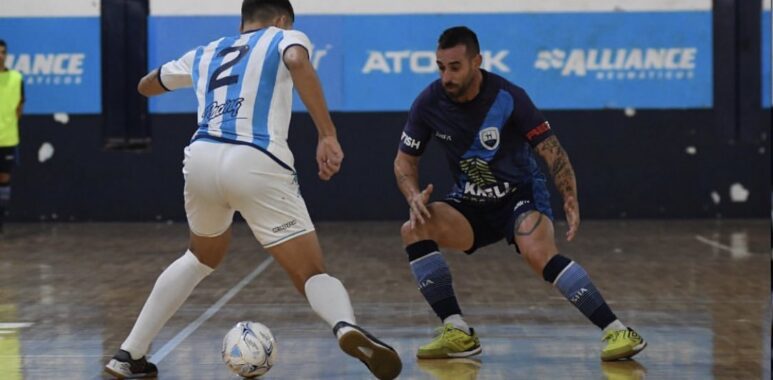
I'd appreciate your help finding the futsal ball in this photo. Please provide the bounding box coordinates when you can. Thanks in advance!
[222,321,277,378]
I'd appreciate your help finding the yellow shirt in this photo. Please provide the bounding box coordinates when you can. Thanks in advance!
[0,69,23,147]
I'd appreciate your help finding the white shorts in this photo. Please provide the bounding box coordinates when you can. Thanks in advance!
[182,140,314,247]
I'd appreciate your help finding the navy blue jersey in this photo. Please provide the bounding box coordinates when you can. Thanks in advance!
[399,70,553,203]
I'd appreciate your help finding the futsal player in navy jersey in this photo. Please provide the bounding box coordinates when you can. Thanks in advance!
[394,26,647,361]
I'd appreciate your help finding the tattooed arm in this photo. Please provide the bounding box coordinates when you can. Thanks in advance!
[535,135,580,241]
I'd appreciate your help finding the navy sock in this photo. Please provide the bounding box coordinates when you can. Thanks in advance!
[543,254,617,329]
[406,240,462,321]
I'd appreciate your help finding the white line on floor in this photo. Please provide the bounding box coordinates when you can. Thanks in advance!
[0,322,33,329]
[694,235,757,256]
[150,257,274,363]
[0,355,108,358]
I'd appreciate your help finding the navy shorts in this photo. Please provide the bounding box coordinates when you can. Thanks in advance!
[0,147,16,174]
[441,179,553,254]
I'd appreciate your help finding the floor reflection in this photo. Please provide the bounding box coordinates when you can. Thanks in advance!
[0,220,768,379]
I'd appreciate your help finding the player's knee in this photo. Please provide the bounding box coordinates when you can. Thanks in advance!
[400,220,432,244]
[400,221,413,239]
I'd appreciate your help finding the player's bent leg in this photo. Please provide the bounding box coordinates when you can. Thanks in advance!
[512,211,558,275]
[189,227,232,268]
[265,230,325,295]
[514,212,646,361]
[106,230,225,379]
[399,202,480,359]
[400,202,473,250]
[267,232,402,379]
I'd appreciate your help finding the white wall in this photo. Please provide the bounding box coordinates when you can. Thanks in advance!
[0,0,713,17]
[2,0,99,17]
[150,0,712,16]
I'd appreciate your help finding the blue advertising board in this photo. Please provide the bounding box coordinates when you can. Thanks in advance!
[149,11,712,112]
[0,18,101,114]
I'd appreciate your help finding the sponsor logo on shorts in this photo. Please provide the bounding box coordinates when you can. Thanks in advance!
[513,200,531,213]
[463,181,512,200]
[272,219,297,233]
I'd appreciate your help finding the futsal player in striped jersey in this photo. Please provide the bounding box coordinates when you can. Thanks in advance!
[105,1,401,378]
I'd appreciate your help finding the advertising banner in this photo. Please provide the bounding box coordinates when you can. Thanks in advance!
[148,1,712,112]
[0,1,101,114]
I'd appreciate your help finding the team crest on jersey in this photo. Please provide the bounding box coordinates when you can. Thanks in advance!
[479,127,500,150]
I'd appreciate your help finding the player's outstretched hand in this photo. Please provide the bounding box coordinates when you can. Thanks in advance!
[409,184,433,229]
[564,195,580,241]
[317,136,343,181]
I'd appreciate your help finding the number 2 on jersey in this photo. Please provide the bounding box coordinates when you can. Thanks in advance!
[208,45,249,93]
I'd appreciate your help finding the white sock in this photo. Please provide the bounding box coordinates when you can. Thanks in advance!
[304,274,356,339]
[121,250,213,359]
[443,314,470,334]
[603,319,627,334]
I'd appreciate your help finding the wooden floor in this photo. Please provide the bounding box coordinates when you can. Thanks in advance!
[0,220,770,379]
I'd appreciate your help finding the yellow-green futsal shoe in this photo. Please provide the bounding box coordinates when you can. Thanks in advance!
[417,323,481,359]
[601,327,647,361]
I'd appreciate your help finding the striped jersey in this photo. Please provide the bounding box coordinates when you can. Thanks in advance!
[159,27,311,168]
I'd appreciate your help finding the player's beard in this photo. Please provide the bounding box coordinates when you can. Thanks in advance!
[443,71,474,100]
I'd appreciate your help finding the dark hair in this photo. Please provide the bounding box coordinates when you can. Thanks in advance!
[241,0,295,24]
[438,26,480,56]
[0,40,6,49]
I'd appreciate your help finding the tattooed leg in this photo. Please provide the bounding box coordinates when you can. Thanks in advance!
[514,210,543,236]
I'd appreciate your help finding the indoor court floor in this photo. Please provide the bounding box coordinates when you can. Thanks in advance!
[0,219,770,379]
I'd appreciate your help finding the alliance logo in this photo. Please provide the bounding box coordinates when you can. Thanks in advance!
[7,53,86,85]
[513,200,531,213]
[534,48,698,80]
